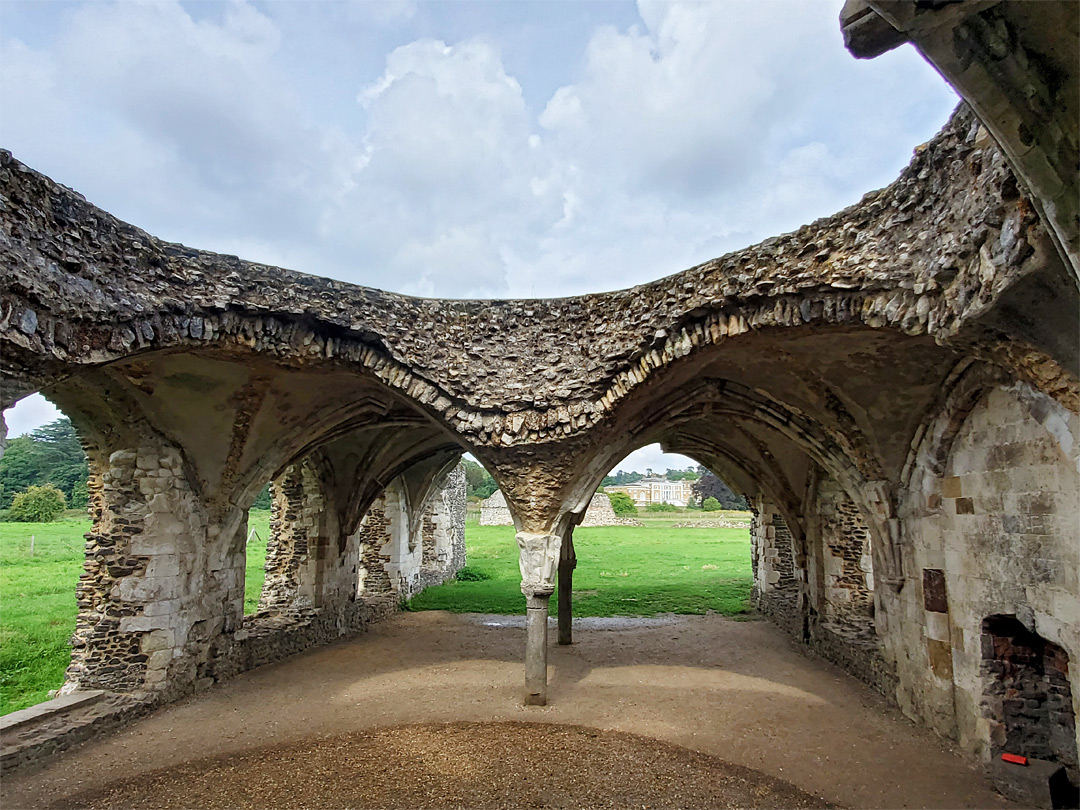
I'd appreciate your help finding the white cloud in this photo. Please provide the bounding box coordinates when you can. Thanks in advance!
[3,395,62,440]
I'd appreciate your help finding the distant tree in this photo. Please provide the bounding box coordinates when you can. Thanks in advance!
[646,502,678,512]
[9,483,66,522]
[702,497,721,512]
[607,491,637,515]
[251,484,272,510]
[691,472,748,510]
[463,459,497,499]
[665,467,702,481]
[0,418,88,508]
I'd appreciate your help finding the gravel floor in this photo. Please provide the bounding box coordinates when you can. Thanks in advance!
[54,722,831,810]
[5,613,1013,809]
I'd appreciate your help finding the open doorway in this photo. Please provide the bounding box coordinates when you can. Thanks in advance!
[407,445,755,619]
[0,394,91,714]
[243,483,272,615]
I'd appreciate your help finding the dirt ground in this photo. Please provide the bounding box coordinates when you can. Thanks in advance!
[3,612,1014,809]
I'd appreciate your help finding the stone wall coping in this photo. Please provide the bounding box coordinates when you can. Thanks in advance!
[0,690,105,734]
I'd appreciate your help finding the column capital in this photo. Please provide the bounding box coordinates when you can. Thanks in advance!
[516,531,561,598]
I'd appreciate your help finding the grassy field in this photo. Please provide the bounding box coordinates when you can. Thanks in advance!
[408,518,752,617]
[0,509,751,715]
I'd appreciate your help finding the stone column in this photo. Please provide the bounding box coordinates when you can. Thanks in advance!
[517,531,561,705]
[557,533,577,645]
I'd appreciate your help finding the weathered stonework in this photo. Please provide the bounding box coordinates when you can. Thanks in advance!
[0,8,1077,774]
[480,490,639,527]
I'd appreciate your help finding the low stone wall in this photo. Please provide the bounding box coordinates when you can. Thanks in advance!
[1,692,153,774]
[205,597,397,685]
[754,584,802,638]
[806,619,898,699]
[671,519,749,529]
[482,490,642,527]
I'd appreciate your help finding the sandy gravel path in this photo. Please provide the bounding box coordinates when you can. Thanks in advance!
[3,612,1013,809]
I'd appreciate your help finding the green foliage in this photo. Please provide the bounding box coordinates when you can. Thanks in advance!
[462,459,497,499]
[607,491,637,515]
[244,511,270,614]
[0,418,89,509]
[691,472,749,510]
[601,470,644,487]
[646,502,678,512]
[664,467,701,481]
[251,484,272,511]
[702,497,722,512]
[455,566,490,581]
[9,484,66,522]
[408,523,752,617]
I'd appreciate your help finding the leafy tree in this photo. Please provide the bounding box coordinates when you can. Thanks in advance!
[607,491,637,515]
[691,472,749,510]
[463,459,497,499]
[251,484,272,510]
[665,467,701,481]
[9,483,66,522]
[0,417,89,508]
[603,470,644,487]
[702,496,721,511]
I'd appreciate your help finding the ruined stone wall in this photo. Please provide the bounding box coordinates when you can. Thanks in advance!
[816,477,875,626]
[357,469,466,599]
[479,490,513,526]
[896,381,1080,762]
[481,490,635,527]
[752,481,897,698]
[64,438,245,702]
[751,503,800,635]
[415,464,467,592]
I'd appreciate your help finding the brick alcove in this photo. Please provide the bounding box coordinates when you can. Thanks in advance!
[981,615,1078,791]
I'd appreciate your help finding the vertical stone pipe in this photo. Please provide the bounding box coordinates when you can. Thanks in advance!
[525,594,550,705]
[557,534,576,645]
[517,531,562,706]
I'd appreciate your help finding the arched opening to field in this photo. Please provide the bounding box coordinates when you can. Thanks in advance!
[0,394,91,715]
[407,444,755,620]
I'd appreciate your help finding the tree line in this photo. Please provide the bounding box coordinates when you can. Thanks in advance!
[0,418,88,517]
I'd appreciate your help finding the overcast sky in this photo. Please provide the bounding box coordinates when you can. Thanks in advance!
[1,0,958,474]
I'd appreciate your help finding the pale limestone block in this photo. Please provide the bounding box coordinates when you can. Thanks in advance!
[129,536,176,558]
[924,610,951,642]
[146,650,174,671]
[119,574,181,602]
[147,494,171,513]
[119,615,167,633]
[142,598,183,617]
[146,555,180,579]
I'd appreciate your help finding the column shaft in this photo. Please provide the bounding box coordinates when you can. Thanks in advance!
[561,540,578,648]
[524,594,550,705]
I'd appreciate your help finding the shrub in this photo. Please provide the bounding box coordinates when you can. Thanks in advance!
[646,502,678,512]
[455,566,490,581]
[9,484,67,522]
[702,497,721,511]
[607,491,637,515]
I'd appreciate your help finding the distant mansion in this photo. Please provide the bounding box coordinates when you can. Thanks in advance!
[606,477,693,507]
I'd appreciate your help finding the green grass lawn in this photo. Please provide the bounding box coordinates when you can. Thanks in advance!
[0,509,751,715]
[408,520,752,617]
